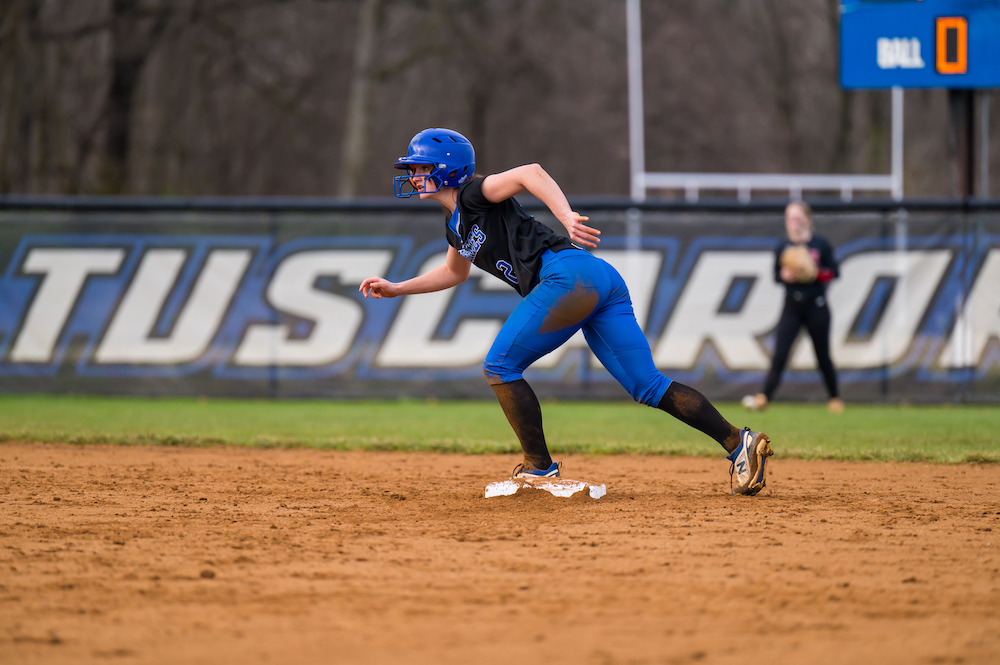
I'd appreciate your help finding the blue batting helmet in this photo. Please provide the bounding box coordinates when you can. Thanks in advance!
[393,128,475,198]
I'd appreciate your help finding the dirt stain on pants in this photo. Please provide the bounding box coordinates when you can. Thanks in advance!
[537,282,599,335]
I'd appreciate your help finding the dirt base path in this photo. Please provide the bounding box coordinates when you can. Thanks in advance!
[2,442,999,665]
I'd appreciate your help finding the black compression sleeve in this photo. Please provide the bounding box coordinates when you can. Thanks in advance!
[657,382,742,453]
[491,379,552,469]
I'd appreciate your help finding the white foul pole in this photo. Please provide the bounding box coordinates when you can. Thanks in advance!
[891,86,904,201]
[627,0,646,202]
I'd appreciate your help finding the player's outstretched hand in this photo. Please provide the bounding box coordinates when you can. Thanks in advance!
[560,212,600,248]
[359,276,399,298]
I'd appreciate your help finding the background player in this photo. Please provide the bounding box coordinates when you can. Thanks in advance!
[746,201,843,413]
[360,128,773,495]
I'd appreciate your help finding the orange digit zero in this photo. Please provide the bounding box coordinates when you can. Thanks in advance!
[936,17,968,75]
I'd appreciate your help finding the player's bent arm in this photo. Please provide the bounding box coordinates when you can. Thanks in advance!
[360,246,470,298]
[480,164,600,248]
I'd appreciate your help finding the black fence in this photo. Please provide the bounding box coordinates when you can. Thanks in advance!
[1,195,998,403]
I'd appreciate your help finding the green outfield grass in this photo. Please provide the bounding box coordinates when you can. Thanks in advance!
[0,394,996,463]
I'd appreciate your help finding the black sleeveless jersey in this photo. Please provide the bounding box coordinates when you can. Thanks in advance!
[446,177,574,297]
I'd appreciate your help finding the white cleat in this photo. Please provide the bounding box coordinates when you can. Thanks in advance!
[726,428,773,496]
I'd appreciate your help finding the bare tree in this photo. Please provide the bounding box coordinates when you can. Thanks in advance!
[0,0,989,198]
[755,0,801,171]
[100,1,172,193]
[824,0,853,173]
[0,0,42,193]
[339,0,382,197]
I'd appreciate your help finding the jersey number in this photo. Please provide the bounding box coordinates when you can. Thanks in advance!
[496,260,518,284]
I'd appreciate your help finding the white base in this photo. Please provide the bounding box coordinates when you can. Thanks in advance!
[485,477,607,499]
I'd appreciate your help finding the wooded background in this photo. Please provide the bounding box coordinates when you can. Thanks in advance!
[1,0,997,198]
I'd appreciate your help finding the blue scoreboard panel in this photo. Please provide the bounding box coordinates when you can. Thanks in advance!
[841,0,1000,89]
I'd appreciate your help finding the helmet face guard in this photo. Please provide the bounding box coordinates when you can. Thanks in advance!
[392,164,441,198]
[392,128,475,198]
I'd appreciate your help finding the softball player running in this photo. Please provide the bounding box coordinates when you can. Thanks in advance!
[360,128,772,495]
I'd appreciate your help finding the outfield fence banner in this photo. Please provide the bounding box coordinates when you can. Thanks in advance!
[0,198,998,403]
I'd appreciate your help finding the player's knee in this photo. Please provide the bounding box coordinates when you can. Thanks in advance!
[483,357,522,386]
[632,374,671,407]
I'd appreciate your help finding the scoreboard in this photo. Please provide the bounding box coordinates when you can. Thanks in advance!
[840,0,1000,89]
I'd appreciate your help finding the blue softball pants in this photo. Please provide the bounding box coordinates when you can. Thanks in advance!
[483,248,672,406]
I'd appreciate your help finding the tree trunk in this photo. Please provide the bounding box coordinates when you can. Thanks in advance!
[0,0,42,193]
[762,0,799,171]
[100,0,168,194]
[338,0,381,197]
[825,0,853,174]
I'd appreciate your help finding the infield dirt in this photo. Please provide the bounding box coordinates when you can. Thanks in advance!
[2,442,999,665]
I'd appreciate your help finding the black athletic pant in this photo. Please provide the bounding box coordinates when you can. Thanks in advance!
[763,292,839,400]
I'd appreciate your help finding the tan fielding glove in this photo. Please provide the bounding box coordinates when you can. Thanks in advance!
[780,244,818,283]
